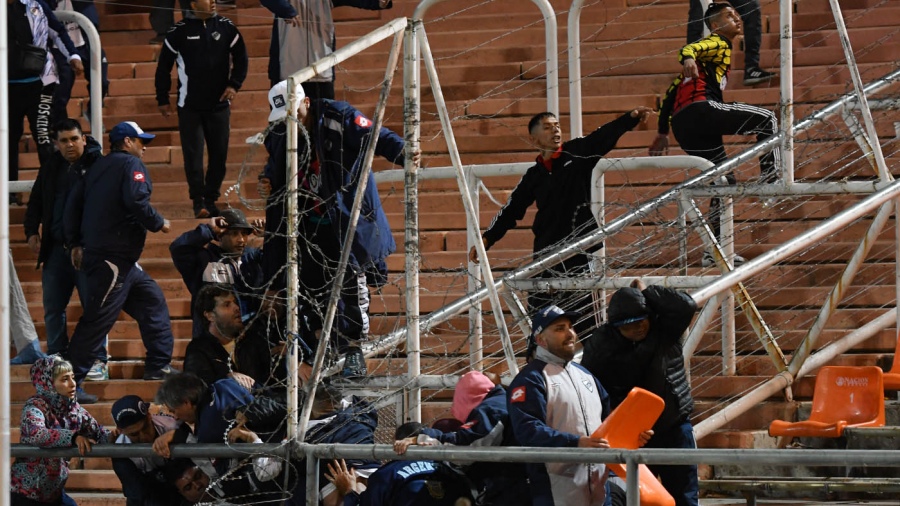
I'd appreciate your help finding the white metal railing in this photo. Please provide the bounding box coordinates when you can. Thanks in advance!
[283,16,409,442]
[9,442,900,506]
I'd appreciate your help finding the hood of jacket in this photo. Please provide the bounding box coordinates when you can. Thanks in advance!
[71,136,102,174]
[608,287,649,326]
[451,371,496,423]
[31,356,76,416]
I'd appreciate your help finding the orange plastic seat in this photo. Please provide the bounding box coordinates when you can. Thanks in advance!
[882,333,900,390]
[591,388,675,506]
[769,365,885,438]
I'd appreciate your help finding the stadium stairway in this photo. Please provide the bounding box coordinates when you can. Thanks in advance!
[7,0,900,502]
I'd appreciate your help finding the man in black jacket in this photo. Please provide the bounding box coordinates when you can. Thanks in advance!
[169,209,265,337]
[183,284,274,389]
[580,279,699,506]
[469,108,652,332]
[24,119,102,359]
[155,0,248,218]
[63,121,177,390]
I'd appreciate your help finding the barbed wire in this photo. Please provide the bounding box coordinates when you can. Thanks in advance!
[67,0,900,502]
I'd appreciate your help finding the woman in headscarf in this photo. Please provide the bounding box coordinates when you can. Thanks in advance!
[11,356,111,505]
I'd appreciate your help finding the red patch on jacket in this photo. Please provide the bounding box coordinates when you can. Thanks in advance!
[354,115,372,128]
[133,171,145,182]
[460,420,477,430]
[510,386,526,403]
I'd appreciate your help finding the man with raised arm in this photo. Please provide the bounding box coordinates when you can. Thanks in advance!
[651,2,779,267]
[469,108,652,332]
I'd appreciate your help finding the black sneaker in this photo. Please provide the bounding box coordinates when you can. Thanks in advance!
[341,347,367,378]
[743,67,777,86]
[193,199,210,219]
[204,200,221,218]
[76,387,98,405]
[143,363,179,381]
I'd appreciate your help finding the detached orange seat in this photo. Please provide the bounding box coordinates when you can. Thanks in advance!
[769,366,885,438]
[882,333,900,390]
[591,388,675,506]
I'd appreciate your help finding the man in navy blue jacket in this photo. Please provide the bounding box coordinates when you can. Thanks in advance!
[63,121,177,392]
[259,80,414,378]
[393,371,530,505]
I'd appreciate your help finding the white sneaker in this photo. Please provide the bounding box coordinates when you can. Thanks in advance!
[85,360,109,381]
[701,250,746,267]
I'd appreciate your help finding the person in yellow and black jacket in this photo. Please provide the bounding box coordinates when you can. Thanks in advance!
[650,2,779,267]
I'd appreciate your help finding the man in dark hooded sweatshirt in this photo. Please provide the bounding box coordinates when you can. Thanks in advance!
[580,279,699,506]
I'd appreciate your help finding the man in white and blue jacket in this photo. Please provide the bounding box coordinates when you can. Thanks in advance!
[508,305,612,506]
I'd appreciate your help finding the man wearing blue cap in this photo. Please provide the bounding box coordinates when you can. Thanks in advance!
[64,121,178,401]
[581,279,699,506]
[508,304,613,506]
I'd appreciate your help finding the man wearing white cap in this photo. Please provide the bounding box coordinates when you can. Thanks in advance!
[257,80,416,378]
[63,121,178,400]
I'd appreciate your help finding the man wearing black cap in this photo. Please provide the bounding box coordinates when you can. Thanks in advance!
[170,209,266,337]
[507,305,613,506]
[64,121,177,395]
[111,395,182,506]
[580,279,699,506]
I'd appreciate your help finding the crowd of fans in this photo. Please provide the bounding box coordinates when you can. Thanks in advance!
[6,0,784,505]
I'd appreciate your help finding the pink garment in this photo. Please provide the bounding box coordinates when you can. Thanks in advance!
[451,371,495,422]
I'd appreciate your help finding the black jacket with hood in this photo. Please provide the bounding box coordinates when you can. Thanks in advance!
[23,136,102,268]
[581,285,698,431]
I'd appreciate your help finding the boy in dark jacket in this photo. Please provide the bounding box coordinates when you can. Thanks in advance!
[469,107,652,335]
[581,279,699,506]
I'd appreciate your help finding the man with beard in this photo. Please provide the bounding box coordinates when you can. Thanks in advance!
[183,284,274,389]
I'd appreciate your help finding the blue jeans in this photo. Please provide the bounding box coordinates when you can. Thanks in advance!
[41,244,89,356]
[645,421,699,506]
